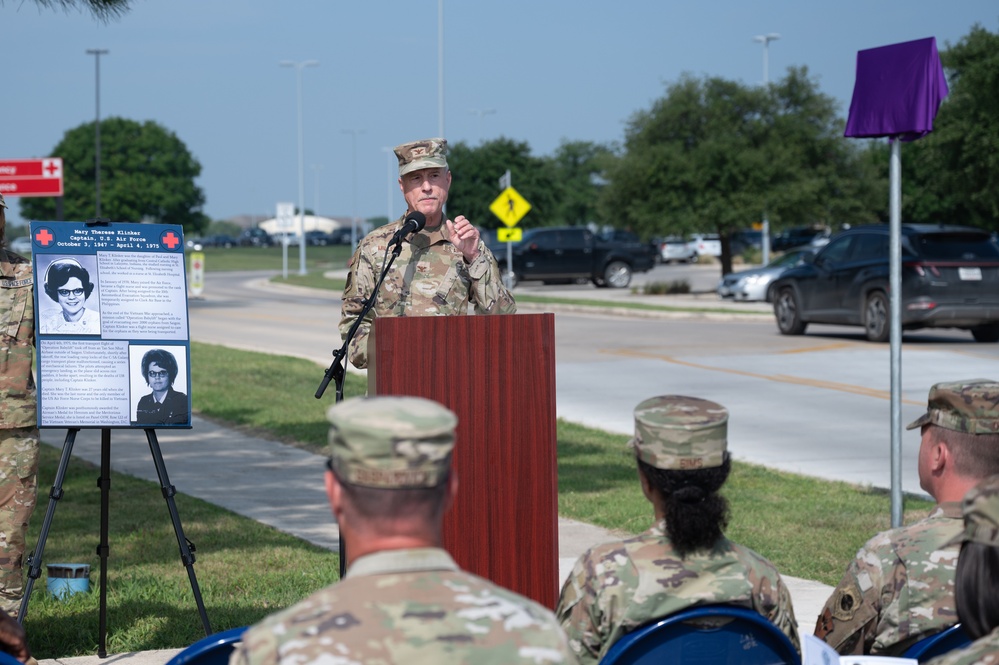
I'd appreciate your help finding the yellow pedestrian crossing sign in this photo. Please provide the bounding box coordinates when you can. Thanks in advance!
[490,186,532,228]
[497,227,522,242]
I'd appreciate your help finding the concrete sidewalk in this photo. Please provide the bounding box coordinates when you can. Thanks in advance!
[36,416,831,665]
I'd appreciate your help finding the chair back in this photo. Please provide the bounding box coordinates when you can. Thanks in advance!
[600,604,799,665]
[165,626,248,665]
[0,651,23,665]
[902,624,971,663]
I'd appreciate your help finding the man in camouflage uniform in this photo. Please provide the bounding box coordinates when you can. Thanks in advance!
[815,379,999,656]
[0,193,39,618]
[927,473,999,665]
[230,395,576,665]
[555,395,799,664]
[339,138,516,369]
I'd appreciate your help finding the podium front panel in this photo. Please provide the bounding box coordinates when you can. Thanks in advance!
[371,313,558,608]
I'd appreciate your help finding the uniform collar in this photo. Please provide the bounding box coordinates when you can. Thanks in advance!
[345,547,458,579]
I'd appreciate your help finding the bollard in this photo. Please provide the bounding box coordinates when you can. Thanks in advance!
[46,563,90,599]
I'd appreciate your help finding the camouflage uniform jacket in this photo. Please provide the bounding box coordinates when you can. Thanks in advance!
[339,217,517,369]
[555,520,800,664]
[230,547,577,665]
[926,626,999,665]
[0,248,36,429]
[815,502,962,656]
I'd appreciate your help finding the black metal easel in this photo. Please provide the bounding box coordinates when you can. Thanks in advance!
[19,427,212,657]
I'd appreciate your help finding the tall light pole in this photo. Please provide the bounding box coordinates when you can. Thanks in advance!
[310,163,323,217]
[342,129,365,248]
[468,108,496,144]
[86,49,108,218]
[280,59,319,275]
[753,33,779,265]
[381,147,396,224]
[438,0,445,138]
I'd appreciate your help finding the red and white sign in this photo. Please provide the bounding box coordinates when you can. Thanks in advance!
[0,158,64,198]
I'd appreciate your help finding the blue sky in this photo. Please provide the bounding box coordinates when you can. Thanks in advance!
[3,1,996,227]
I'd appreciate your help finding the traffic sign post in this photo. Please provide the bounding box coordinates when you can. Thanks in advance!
[0,158,64,198]
[490,183,532,290]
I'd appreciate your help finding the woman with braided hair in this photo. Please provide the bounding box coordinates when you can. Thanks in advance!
[555,395,800,665]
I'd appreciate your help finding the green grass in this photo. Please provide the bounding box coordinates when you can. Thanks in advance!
[196,245,353,273]
[23,341,932,657]
[24,444,339,658]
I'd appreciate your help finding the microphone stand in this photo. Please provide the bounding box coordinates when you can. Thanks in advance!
[315,238,406,401]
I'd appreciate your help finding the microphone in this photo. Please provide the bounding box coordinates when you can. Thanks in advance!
[390,211,427,245]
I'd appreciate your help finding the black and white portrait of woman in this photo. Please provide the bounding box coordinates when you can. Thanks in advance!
[132,347,190,426]
[40,257,101,335]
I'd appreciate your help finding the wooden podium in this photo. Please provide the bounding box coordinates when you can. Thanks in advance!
[369,313,558,608]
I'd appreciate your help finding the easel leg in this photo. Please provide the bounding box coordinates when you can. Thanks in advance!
[18,428,79,624]
[97,429,111,658]
[144,429,212,636]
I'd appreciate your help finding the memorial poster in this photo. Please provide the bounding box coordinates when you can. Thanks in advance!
[29,221,192,429]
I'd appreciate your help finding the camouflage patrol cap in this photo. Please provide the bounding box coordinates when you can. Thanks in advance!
[326,395,457,489]
[946,474,999,548]
[394,138,448,176]
[905,379,999,434]
[628,395,728,470]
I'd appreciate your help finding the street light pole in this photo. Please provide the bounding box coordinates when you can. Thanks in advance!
[86,49,109,218]
[753,33,779,265]
[468,108,496,144]
[280,59,319,275]
[381,147,395,225]
[311,164,323,217]
[342,129,365,248]
[438,0,445,138]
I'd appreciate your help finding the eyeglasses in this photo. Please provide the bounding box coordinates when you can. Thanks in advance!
[147,370,170,378]
[57,288,85,297]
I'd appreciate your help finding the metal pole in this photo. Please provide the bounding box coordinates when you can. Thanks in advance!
[438,0,445,138]
[86,49,108,218]
[311,164,322,217]
[753,34,779,266]
[280,60,319,275]
[343,130,364,247]
[382,147,395,224]
[889,138,903,528]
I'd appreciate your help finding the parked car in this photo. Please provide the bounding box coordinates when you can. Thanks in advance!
[201,234,236,248]
[716,249,814,302]
[660,236,698,263]
[730,229,764,255]
[688,233,722,258]
[770,224,999,342]
[305,230,331,246]
[7,236,33,255]
[771,226,830,252]
[239,228,273,247]
[501,226,657,289]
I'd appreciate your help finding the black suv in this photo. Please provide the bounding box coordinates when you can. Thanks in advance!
[770,224,999,342]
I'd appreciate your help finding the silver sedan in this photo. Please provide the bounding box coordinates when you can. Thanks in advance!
[717,249,813,302]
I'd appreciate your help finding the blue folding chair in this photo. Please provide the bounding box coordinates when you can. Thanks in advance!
[165,626,248,665]
[0,651,23,665]
[600,604,800,665]
[902,624,971,663]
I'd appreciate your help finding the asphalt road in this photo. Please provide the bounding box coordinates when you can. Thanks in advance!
[189,267,999,496]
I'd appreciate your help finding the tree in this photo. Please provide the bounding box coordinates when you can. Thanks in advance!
[546,140,615,227]
[600,68,884,274]
[4,0,131,20]
[901,23,999,230]
[21,117,209,234]
[446,138,560,231]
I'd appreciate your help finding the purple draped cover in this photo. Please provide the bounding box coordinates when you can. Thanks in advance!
[844,37,948,141]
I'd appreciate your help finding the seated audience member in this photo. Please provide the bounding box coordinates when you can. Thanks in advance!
[926,474,999,665]
[816,379,999,656]
[555,395,799,664]
[230,395,576,665]
[0,609,31,663]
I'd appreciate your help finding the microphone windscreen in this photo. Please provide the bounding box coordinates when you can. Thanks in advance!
[405,211,427,232]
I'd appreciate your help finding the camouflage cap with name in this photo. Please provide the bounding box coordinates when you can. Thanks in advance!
[905,379,999,434]
[628,395,728,471]
[326,395,457,489]
[394,138,448,176]
[945,474,999,548]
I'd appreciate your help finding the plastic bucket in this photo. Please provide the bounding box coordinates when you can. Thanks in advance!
[46,563,90,599]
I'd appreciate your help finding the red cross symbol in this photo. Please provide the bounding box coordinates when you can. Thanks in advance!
[162,231,180,249]
[43,160,61,177]
[35,228,54,246]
